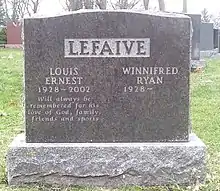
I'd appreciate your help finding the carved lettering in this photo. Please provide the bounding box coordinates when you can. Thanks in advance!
[64,38,150,57]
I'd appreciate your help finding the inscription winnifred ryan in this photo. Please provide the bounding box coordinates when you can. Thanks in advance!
[24,12,190,143]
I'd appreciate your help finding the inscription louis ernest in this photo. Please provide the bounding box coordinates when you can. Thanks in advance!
[27,38,179,124]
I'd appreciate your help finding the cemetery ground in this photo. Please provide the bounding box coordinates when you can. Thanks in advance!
[0,48,219,191]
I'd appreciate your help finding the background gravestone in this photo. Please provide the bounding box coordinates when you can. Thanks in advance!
[186,14,201,60]
[200,22,214,51]
[213,28,219,49]
[24,11,190,143]
[187,14,207,72]
[219,32,220,53]
[7,11,206,187]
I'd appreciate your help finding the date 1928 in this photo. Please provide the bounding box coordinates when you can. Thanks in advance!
[124,86,152,92]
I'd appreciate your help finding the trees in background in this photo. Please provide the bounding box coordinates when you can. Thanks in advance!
[110,0,140,9]
[0,0,6,44]
[2,0,42,22]
[83,0,93,9]
[96,0,106,9]
[200,8,220,29]
[60,0,82,11]
[157,0,165,11]
[212,14,220,29]
[201,8,212,22]
[3,0,27,22]
[62,0,106,11]
[61,0,167,11]
[143,0,149,9]
[0,0,5,25]
[182,0,187,13]
[26,0,42,16]
[143,0,165,11]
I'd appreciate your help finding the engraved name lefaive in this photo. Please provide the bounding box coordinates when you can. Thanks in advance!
[64,38,150,57]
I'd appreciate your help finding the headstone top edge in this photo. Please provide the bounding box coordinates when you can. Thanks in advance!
[9,134,205,148]
[24,9,191,20]
[202,22,214,24]
[185,13,201,16]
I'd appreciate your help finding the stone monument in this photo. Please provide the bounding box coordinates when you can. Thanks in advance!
[213,28,219,49]
[200,22,218,58]
[219,31,220,53]
[7,10,206,187]
[200,22,214,51]
[186,14,206,71]
[186,14,201,60]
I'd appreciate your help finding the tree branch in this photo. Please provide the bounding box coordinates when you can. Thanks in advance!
[143,0,149,10]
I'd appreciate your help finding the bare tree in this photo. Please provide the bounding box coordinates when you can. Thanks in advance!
[60,0,106,11]
[2,0,9,20]
[111,0,140,9]
[26,0,42,16]
[158,0,165,11]
[143,0,165,11]
[3,0,41,21]
[96,0,106,9]
[213,14,220,29]
[16,0,28,18]
[201,8,212,22]
[60,0,70,11]
[182,0,187,13]
[84,0,93,9]
[4,0,27,21]
[143,0,149,9]
[60,0,94,11]
[0,0,6,25]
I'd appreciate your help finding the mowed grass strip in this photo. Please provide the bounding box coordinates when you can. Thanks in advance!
[190,58,220,190]
[191,59,220,150]
[0,49,220,190]
[0,49,23,185]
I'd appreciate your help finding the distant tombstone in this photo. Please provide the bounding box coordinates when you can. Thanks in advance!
[7,10,206,187]
[186,14,201,60]
[200,22,214,50]
[219,31,220,53]
[213,28,219,49]
[6,21,22,45]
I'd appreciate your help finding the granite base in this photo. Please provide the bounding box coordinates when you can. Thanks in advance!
[7,134,206,187]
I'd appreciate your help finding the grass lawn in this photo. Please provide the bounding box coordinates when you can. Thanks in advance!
[0,48,220,191]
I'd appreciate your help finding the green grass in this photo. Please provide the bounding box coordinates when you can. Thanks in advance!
[0,48,220,191]
[0,48,24,186]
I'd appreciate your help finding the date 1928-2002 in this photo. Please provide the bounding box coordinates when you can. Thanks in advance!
[38,86,90,93]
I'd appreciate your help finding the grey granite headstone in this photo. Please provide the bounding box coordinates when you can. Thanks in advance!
[186,14,201,60]
[7,10,206,187]
[219,34,220,53]
[200,22,214,51]
[186,14,206,72]
[24,10,190,143]
[213,29,219,49]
